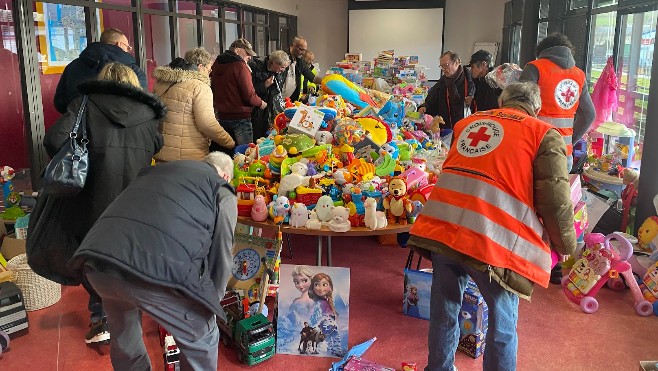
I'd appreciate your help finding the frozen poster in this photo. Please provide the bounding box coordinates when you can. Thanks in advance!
[403,269,432,320]
[276,265,350,358]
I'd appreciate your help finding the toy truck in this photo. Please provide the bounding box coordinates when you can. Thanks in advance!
[158,326,181,371]
[217,291,275,365]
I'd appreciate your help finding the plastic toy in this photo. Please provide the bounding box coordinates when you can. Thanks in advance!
[158,326,181,370]
[332,118,365,147]
[383,177,413,224]
[289,203,310,228]
[217,291,276,365]
[305,210,323,229]
[315,131,333,145]
[268,145,288,175]
[400,165,429,191]
[637,216,658,255]
[561,232,653,316]
[0,329,9,356]
[363,197,388,230]
[314,195,335,223]
[322,74,379,110]
[407,200,424,224]
[328,206,351,232]
[278,161,310,197]
[251,195,268,222]
[638,261,658,315]
[268,196,291,224]
[0,166,25,220]
[346,158,376,183]
[355,117,392,146]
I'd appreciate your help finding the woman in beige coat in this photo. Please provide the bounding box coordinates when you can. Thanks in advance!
[153,48,235,161]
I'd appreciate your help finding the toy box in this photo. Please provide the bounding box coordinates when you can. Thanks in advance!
[403,269,432,320]
[569,174,583,206]
[343,356,395,371]
[457,279,488,359]
[573,201,588,238]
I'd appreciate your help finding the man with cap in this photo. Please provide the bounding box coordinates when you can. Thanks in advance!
[211,38,267,145]
[468,49,502,112]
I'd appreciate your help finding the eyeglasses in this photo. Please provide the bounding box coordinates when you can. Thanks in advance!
[439,61,454,69]
[294,45,307,53]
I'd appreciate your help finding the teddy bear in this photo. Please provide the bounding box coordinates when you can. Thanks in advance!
[328,206,351,232]
[383,177,413,224]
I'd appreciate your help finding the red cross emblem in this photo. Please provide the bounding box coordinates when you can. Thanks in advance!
[466,127,491,147]
[561,87,575,103]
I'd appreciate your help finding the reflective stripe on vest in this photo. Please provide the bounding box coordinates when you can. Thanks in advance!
[411,171,552,286]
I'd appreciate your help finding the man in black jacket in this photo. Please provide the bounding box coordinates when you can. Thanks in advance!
[71,153,236,370]
[468,50,502,112]
[250,50,291,139]
[281,36,323,102]
[54,28,147,114]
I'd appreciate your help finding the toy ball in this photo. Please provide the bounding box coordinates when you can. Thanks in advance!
[0,166,15,182]
[332,118,365,146]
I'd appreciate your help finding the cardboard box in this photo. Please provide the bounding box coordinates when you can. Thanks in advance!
[573,201,588,238]
[640,361,658,371]
[457,280,489,359]
[569,174,583,206]
[1,233,26,261]
[403,269,432,319]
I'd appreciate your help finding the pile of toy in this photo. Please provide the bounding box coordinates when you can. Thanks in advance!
[233,74,447,231]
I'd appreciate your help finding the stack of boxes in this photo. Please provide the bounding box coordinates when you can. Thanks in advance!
[457,280,489,358]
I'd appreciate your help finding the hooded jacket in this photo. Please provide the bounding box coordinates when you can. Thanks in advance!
[28,80,165,285]
[153,66,235,162]
[210,50,263,120]
[519,46,596,144]
[53,42,147,114]
[249,56,287,139]
[71,161,237,320]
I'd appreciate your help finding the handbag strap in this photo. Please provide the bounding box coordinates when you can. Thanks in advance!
[71,95,89,143]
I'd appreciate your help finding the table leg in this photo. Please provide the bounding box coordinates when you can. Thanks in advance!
[327,236,332,267]
[286,233,293,259]
[316,236,323,266]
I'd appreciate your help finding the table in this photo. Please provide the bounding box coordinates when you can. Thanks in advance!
[237,216,411,266]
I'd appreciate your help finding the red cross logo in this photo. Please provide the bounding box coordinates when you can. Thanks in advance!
[561,87,575,103]
[466,127,491,147]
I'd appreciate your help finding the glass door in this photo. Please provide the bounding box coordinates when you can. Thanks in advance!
[615,8,657,168]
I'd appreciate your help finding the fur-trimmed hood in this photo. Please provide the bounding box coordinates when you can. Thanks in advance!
[152,66,210,85]
[78,80,167,127]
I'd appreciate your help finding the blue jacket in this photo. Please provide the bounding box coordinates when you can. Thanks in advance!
[71,161,237,319]
[54,42,147,114]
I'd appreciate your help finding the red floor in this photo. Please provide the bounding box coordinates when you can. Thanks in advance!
[1,234,657,370]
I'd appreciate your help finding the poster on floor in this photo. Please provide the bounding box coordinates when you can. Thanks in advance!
[276,264,350,358]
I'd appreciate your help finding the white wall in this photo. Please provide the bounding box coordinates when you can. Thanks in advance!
[443,0,507,65]
[233,0,348,75]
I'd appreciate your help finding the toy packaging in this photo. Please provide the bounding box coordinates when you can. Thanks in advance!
[403,269,432,320]
[343,356,396,371]
[457,279,489,359]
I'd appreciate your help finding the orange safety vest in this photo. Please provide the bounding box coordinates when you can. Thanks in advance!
[410,108,555,287]
[529,59,586,156]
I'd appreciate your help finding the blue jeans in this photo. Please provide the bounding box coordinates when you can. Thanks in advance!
[426,253,519,371]
[221,118,253,145]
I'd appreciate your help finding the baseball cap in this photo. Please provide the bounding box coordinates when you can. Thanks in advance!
[230,38,257,56]
[467,50,492,67]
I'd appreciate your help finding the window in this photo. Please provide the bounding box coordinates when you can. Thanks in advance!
[587,12,617,90]
[223,6,239,48]
[144,14,171,90]
[178,17,198,52]
[594,0,618,8]
[203,19,221,57]
[0,0,26,168]
[570,0,588,10]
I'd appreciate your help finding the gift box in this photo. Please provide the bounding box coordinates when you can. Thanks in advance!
[569,174,583,206]
[457,279,488,359]
[573,201,588,238]
[403,269,432,319]
[343,356,396,371]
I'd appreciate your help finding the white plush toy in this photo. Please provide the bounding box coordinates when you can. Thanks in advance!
[289,203,310,228]
[305,210,323,230]
[315,131,333,145]
[277,160,310,197]
[328,206,351,232]
[363,197,388,230]
[315,195,335,223]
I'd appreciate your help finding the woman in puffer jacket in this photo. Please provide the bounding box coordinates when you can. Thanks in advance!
[153,48,235,161]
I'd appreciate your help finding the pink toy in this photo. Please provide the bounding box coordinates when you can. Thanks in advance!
[637,261,658,316]
[562,232,653,316]
[251,195,268,222]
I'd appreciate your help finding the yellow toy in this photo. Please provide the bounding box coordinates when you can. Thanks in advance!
[383,177,413,224]
[637,216,658,254]
[355,117,392,147]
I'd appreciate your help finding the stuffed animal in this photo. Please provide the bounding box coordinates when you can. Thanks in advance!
[315,195,335,223]
[315,131,333,145]
[328,206,351,232]
[407,200,424,224]
[289,203,310,228]
[383,177,413,224]
[278,160,310,197]
[251,195,269,222]
[305,210,323,229]
[430,115,444,134]
[268,196,291,224]
[364,197,388,230]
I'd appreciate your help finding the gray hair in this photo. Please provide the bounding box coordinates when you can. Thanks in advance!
[499,82,542,114]
[203,152,234,182]
[184,47,212,66]
[269,50,291,68]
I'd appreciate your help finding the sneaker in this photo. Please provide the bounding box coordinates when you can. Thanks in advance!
[85,318,110,344]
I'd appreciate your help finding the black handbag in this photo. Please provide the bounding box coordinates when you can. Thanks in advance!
[42,95,89,197]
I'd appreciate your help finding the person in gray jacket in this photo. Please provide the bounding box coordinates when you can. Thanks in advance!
[71,152,236,370]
